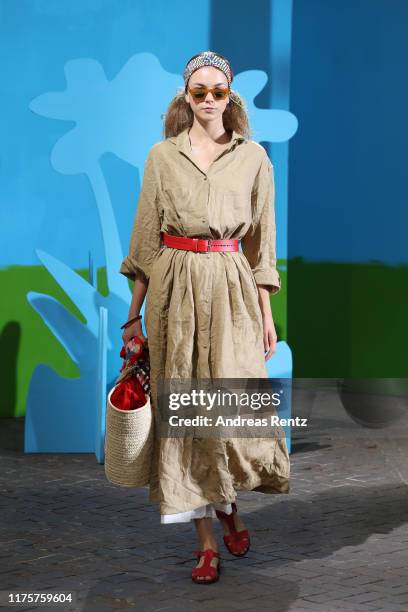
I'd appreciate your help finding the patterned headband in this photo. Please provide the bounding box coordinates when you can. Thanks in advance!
[183,51,233,88]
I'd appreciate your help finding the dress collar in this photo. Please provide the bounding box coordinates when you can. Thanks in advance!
[168,126,245,155]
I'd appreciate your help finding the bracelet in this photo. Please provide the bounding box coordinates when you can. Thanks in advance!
[120,314,142,329]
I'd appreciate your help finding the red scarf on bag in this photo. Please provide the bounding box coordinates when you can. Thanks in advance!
[110,336,150,410]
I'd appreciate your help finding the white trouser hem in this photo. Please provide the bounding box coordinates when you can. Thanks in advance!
[160,502,233,524]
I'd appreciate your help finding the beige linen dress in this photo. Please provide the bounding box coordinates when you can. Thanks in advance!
[120,126,290,516]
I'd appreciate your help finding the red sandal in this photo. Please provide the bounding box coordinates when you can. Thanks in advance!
[215,502,250,557]
[191,549,221,584]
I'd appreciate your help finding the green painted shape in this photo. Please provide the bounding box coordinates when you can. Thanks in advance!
[1,262,287,418]
[288,258,408,377]
[0,265,109,418]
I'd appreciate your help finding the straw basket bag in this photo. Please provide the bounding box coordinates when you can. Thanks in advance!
[104,385,153,487]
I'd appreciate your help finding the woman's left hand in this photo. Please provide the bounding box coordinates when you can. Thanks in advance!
[257,286,277,360]
[262,311,277,360]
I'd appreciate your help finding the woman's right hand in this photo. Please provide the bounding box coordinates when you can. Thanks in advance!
[121,319,146,346]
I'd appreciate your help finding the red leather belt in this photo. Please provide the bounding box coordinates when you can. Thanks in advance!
[162,232,239,252]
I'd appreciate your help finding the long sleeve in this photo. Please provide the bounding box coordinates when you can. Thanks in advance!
[241,150,281,295]
[119,148,162,282]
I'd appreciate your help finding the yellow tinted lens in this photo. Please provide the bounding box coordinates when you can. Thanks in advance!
[191,89,206,99]
[214,88,228,99]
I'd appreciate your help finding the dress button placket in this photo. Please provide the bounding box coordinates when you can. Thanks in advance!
[204,174,210,254]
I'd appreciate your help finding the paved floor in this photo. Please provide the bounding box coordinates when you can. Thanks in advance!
[1,381,408,611]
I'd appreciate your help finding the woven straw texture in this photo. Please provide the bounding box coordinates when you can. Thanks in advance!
[104,385,153,487]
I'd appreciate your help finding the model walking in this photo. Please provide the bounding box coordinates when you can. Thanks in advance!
[120,51,290,584]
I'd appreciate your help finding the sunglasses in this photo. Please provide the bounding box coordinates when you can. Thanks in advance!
[188,86,230,101]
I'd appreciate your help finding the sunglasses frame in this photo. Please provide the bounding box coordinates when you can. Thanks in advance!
[187,85,230,102]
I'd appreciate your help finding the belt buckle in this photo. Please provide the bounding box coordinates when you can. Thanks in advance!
[194,238,210,253]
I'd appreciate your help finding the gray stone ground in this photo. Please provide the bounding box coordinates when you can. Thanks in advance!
[1,381,408,612]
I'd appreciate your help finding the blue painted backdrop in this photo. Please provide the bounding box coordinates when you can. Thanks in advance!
[289,0,408,265]
[1,0,293,274]
[1,0,406,424]
[0,0,298,424]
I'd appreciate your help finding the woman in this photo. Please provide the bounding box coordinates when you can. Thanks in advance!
[120,51,290,584]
